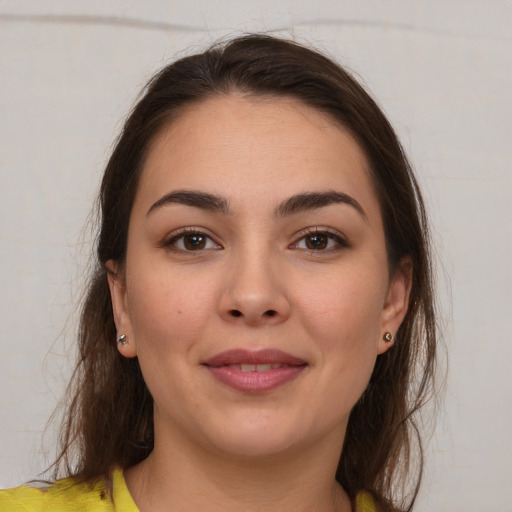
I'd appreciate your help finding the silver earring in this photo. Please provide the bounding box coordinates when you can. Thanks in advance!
[117,334,128,346]
[383,331,393,342]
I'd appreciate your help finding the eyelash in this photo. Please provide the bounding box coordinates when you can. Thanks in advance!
[161,228,221,253]
[161,227,349,253]
[290,228,349,253]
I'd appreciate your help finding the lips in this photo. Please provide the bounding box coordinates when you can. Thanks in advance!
[203,349,307,392]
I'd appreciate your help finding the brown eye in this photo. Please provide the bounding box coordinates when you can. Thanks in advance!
[293,230,347,252]
[305,234,329,250]
[183,233,207,250]
[166,230,221,252]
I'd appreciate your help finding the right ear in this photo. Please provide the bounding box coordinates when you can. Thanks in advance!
[106,260,137,358]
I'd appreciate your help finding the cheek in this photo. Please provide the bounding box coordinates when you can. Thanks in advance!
[124,267,220,408]
[297,265,386,350]
[294,265,386,409]
[125,265,219,355]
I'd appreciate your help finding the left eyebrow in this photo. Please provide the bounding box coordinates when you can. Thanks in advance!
[275,191,367,221]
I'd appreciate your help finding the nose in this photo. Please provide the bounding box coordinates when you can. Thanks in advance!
[218,251,291,326]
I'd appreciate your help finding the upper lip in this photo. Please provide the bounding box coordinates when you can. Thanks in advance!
[203,349,307,367]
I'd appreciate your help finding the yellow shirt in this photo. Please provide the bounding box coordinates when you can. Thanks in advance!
[0,469,376,511]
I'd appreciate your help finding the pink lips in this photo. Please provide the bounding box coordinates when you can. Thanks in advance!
[203,349,307,392]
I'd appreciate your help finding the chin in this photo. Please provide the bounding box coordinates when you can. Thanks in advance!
[211,431,302,460]
[197,411,315,460]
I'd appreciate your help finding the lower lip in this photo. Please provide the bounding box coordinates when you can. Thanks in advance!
[205,365,306,392]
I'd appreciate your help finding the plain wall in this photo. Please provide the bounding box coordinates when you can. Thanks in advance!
[1,1,511,510]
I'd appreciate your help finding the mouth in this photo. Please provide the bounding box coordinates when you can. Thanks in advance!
[203,349,307,392]
[224,363,296,372]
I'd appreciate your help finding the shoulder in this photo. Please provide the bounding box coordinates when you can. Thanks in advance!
[0,478,111,512]
[355,490,378,512]
[0,469,136,512]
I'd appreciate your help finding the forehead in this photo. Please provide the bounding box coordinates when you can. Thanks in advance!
[136,94,380,220]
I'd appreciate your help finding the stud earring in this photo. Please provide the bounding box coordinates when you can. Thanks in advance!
[383,331,393,342]
[117,334,128,346]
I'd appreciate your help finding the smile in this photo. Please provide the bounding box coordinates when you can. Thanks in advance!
[227,363,293,372]
[203,349,307,392]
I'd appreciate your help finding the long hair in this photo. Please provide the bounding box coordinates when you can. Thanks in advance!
[52,34,437,512]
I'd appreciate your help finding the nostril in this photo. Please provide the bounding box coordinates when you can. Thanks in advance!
[264,310,277,317]
[230,310,242,317]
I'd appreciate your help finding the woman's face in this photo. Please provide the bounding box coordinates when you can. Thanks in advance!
[108,95,410,459]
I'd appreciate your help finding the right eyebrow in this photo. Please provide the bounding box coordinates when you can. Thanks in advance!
[146,190,230,217]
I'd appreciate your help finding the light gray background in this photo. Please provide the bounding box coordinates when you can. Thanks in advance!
[1,1,511,510]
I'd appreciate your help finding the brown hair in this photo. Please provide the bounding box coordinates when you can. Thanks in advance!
[52,34,437,512]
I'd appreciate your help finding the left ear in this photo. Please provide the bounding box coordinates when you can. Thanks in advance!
[378,257,413,355]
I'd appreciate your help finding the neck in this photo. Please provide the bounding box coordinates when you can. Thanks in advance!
[125,423,350,512]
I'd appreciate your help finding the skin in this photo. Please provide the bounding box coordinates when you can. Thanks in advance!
[107,94,411,512]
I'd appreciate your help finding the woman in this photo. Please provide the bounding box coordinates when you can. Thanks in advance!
[0,34,436,512]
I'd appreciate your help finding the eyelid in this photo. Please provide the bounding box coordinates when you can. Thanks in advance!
[290,227,349,251]
[160,227,222,251]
